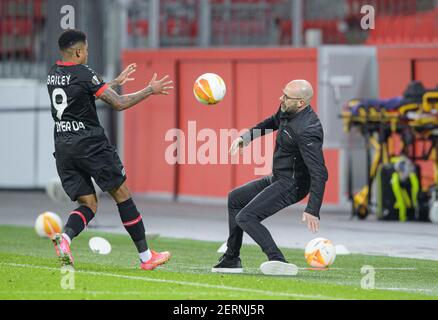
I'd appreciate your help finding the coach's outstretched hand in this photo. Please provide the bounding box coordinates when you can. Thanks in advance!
[149,73,174,95]
[302,212,319,234]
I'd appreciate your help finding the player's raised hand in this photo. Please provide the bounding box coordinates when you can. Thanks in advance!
[302,212,319,234]
[116,63,137,86]
[149,73,174,95]
[229,137,244,155]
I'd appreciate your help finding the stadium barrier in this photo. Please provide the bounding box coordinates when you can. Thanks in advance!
[121,46,438,208]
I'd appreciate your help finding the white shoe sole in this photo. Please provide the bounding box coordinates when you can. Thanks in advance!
[260,261,298,276]
[211,267,243,274]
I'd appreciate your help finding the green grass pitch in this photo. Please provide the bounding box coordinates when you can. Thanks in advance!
[0,225,437,300]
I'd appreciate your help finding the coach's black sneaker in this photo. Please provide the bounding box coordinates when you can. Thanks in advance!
[211,254,243,273]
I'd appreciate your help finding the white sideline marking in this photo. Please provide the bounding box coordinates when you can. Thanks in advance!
[298,267,417,271]
[169,263,418,272]
[0,291,146,295]
[0,291,238,296]
[0,262,334,300]
[376,287,433,293]
[368,267,417,270]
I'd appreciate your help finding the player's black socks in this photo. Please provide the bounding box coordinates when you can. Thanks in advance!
[117,198,148,253]
[64,205,95,240]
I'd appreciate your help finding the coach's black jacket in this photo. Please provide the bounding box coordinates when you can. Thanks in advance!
[241,105,328,218]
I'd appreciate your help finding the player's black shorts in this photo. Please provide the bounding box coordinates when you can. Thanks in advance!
[54,144,127,201]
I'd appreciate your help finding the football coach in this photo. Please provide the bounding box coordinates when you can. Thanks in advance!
[212,79,328,276]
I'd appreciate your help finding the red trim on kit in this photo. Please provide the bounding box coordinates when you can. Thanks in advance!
[95,83,109,97]
[70,210,87,226]
[56,60,78,66]
[123,215,143,227]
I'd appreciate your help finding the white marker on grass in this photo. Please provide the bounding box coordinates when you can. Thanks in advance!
[217,242,227,254]
[89,237,112,255]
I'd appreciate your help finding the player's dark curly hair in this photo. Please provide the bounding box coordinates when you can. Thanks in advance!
[58,29,87,51]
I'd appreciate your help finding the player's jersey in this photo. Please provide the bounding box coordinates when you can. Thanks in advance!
[47,61,109,157]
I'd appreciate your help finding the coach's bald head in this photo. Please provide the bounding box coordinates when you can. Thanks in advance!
[279,79,314,113]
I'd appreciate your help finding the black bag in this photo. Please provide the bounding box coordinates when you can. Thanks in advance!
[376,162,418,221]
[403,81,425,104]
[417,191,431,222]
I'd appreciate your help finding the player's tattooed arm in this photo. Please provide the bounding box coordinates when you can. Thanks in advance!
[107,80,119,89]
[107,63,137,89]
[99,73,173,111]
[99,86,153,111]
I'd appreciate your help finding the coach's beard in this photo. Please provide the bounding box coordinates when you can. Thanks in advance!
[281,102,300,114]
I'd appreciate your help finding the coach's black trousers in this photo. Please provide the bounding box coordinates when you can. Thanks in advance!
[226,175,308,261]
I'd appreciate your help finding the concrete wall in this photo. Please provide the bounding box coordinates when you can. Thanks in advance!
[120,46,380,208]
[0,79,111,189]
[3,45,437,208]
[0,79,54,188]
[120,45,437,208]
